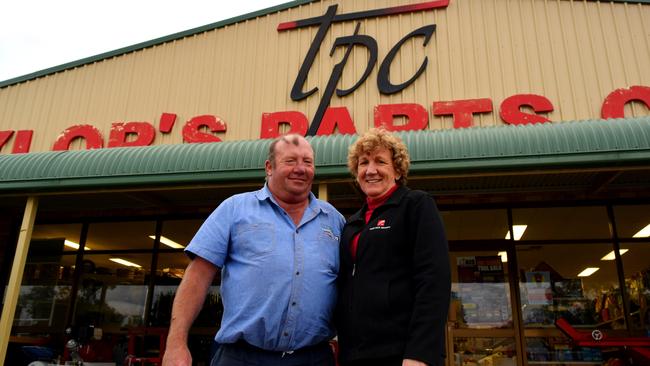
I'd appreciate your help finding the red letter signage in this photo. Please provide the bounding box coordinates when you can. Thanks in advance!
[108,122,155,147]
[433,98,493,128]
[52,125,104,151]
[260,111,308,138]
[0,131,13,151]
[374,103,428,131]
[601,86,650,119]
[12,130,33,153]
[182,115,227,143]
[500,94,553,125]
[159,113,177,133]
[317,107,357,135]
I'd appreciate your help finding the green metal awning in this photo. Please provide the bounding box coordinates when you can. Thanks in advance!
[1,117,649,194]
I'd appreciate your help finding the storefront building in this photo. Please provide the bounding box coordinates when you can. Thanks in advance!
[1,0,650,365]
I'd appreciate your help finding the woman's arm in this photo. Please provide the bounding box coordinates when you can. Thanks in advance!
[404,193,451,366]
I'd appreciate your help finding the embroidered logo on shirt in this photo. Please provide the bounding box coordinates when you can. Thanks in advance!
[369,219,391,231]
[322,227,339,241]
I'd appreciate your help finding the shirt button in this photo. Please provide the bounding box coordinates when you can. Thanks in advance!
[284,332,289,336]
[292,302,296,306]
[296,271,300,275]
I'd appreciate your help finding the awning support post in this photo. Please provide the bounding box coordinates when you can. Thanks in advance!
[0,196,39,365]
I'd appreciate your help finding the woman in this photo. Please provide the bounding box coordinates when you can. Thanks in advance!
[335,128,451,366]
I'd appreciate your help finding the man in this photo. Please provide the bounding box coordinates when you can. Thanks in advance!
[162,134,345,366]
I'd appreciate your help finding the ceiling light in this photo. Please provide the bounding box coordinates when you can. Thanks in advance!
[498,251,508,263]
[149,235,185,249]
[109,258,142,268]
[601,249,629,261]
[577,267,599,277]
[64,240,90,250]
[633,223,650,238]
[505,225,528,240]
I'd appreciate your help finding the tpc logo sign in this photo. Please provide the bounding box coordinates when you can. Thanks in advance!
[277,1,449,136]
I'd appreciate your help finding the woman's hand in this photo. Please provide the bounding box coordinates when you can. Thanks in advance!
[403,359,428,366]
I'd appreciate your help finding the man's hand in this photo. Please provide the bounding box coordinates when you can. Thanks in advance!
[403,359,428,366]
[162,343,192,366]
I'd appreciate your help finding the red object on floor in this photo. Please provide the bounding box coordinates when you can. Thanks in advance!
[555,317,650,363]
[124,327,168,366]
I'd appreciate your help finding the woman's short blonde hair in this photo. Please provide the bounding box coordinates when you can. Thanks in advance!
[347,128,410,185]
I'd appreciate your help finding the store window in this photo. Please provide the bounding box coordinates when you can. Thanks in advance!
[611,204,650,332]
[85,221,157,250]
[526,336,603,364]
[517,243,622,364]
[151,253,189,326]
[442,209,508,241]
[619,242,650,333]
[512,207,610,240]
[74,253,151,329]
[613,204,650,239]
[517,243,623,328]
[13,224,82,330]
[453,337,517,366]
[450,251,512,328]
[150,219,222,328]
[449,251,517,366]
[73,221,156,331]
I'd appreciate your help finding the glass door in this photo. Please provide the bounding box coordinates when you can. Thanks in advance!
[448,249,520,366]
[442,208,522,366]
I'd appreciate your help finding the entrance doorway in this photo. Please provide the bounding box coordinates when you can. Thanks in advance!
[447,244,521,366]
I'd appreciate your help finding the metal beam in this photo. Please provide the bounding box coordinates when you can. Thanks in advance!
[318,182,328,201]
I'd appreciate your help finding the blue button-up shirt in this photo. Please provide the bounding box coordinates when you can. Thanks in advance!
[185,185,344,351]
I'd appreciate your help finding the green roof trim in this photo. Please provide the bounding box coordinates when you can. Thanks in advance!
[1,117,649,194]
[0,0,317,88]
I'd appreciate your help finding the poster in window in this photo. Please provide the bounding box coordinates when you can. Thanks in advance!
[525,271,553,305]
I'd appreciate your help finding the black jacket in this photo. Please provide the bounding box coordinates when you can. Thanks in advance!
[335,186,451,365]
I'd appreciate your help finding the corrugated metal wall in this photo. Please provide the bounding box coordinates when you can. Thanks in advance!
[1,0,649,153]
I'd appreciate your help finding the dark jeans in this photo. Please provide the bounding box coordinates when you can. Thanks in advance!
[210,341,335,366]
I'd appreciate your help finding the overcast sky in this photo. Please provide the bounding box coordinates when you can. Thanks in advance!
[0,0,289,82]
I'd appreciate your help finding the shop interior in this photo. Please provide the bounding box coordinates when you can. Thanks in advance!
[1,172,650,365]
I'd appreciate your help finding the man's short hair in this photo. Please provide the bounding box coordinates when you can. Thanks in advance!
[267,134,308,167]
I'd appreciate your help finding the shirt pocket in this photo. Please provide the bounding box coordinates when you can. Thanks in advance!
[233,222,276,257]
[318,230,340,273]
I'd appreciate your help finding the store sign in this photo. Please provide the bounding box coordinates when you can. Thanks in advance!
[277,1,448,136]
[2,1,650,153]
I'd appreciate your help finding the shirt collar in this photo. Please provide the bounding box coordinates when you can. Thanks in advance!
[256,183,326,214]
[348,185,409,223]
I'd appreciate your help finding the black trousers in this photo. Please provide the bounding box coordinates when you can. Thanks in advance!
[340,355,404,366]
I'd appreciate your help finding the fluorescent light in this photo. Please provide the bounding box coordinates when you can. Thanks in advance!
[109,258,142,268]
[633,223,650,238]
[64,240,90,250]
[601,249,629,261]
[578,267,600,277]
[505,225,528,240]
[149,235,185,249]
[498,251,508,263]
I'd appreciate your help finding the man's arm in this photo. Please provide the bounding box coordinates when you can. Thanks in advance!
[163,256,218,366]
